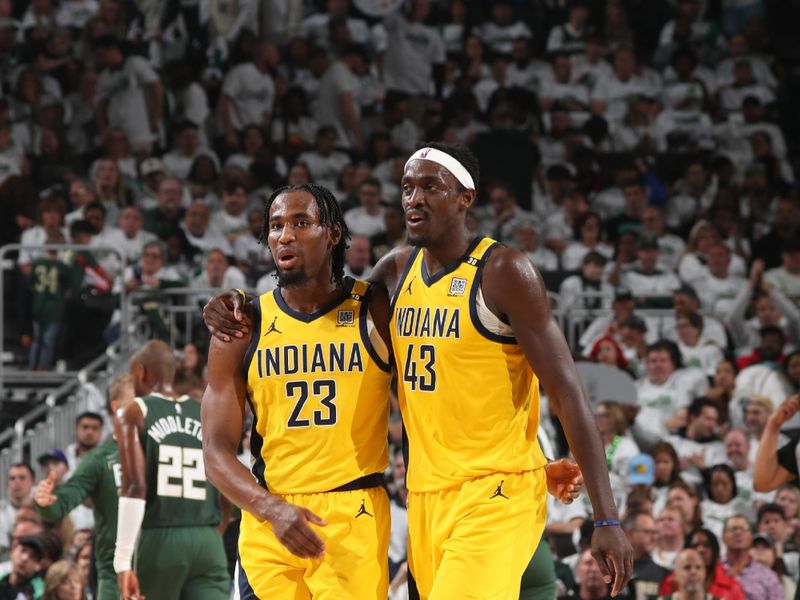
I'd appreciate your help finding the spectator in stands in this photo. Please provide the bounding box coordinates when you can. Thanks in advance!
[740,395,772,453]
[538,53,590,115]
[190,248,246,292]
[751,197,800,270]
[0,535,46,598]
[163,121,215,182]
[663,284,729,350]
[42,559,84,600]
[344,177,384,238]
[727,261,800,353]
[181,201,232,256]
[101,206,155,265]
[678,221,719,288]
[722,514,784,600]
[734,326,793,411]
[591,48,659,122]
[634,340,698,445]
[343,234,372,280]
[694,242,747,319]
[218,40,276,151]
[271,88,318,162]
[675,310,724,377]
[234,207,273,286]
[718,60,775,117]
[757,504,799,581]
[660,531,746,600]
[640,205,685,272]
[702,463,750,539]
[478,0,531,55]
[605,179,646,245]
[764,238,800,299]
[666,397,726,483]
[724,429,761,504]
[587,336,630,373]
[543,185,588,256]
[37,449,92,532]
[94,35,162,155]
[143,177,185,240]
[314,43,365,152]
[667,481,704,532]
[478,181,536,245]
[622,511,670,599]
[620,236,680,301]
[706,359,737,425]
[209,179,248,247]
[64,412,103,473]
[17,197,68,278]
[0,464,36,562]
[558,251,612,313]
[653,506,687,569]
[651,441,681,514]
[27,232,71,370]
[513,219,558,273]
[561,211,612,271]
[594,400,639,479]
[751,533,798,599]
[296,126,350,191]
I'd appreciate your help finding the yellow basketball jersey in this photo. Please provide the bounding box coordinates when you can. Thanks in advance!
[245,278,392,495]
[390,237,548,493]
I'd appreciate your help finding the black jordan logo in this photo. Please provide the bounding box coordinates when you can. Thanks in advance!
[264,316,282,336]
[404,276,416,295]
[490,480,509,500]
[355,499,373,518]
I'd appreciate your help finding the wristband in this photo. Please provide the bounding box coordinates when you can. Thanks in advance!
[593,518,621,528]
[114,497,146,573]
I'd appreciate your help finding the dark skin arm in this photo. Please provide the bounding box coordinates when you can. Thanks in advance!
[114,400,148,598]
[201,331,327,558]
[481,245,633,597]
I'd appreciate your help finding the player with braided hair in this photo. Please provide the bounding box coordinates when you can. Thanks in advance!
[202,183,394,599]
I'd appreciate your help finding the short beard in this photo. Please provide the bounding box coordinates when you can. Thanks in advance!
[277,269,309,287]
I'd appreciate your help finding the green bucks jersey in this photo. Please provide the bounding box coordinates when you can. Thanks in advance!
[136,393,220,529]
[36,437,121,575]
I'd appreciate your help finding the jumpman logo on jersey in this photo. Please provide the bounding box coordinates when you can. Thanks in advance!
[404,276,416,295]
[355,499,373,518]
[489,480,509,500]
[264,316,282,336]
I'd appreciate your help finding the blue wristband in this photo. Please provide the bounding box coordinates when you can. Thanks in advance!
[593,519,621,528]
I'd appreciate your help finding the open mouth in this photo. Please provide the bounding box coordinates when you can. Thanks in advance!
[276,251,298,268]
[406,211,427,227]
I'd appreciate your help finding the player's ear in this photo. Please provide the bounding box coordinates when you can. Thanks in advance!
[328,223,342,248]
[460,188,476,210]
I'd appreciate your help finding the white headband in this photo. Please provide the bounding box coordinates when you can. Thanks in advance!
[405,147,475,191]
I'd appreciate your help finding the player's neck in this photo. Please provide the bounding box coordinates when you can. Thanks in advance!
[422,230,475,275]
[147,383,177,398]
[280,274,343,314]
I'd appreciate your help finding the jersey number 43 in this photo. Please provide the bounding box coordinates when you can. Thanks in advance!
[403,344,437,392]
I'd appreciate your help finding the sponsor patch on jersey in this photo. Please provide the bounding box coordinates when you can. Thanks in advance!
[448,277,467,296]
[337,310,355,326]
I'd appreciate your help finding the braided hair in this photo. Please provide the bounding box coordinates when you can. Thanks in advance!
[260,183,351,284]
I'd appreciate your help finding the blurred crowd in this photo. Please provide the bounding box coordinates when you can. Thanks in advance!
[1,0,800,598]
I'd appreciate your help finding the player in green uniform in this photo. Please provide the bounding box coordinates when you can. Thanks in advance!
[114,340,228,600]
[34,374,134,600]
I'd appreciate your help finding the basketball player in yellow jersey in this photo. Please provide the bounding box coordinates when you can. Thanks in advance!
[201,183,394,599]
[376,143,631,599]
[203,145,632,598]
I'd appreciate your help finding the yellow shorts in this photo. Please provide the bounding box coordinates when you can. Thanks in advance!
[235,486,390,600]
[408,469,547,600]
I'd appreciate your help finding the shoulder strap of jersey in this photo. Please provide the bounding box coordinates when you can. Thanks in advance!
[350,278,369,302]
[390,247,422,311]
[466,236,500,267]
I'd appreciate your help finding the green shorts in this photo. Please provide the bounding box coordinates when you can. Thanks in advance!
[519,537,556,600]
[135,526,229,600]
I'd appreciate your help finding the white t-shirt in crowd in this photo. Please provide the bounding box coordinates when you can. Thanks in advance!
[221,62,276,131]
[95,56,160,146]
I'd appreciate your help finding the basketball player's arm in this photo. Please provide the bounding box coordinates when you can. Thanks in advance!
[202,336,327,559]
[114,400,147,599]
[369,245,414,297]
[483,247,633,597]
[753,395,799,491]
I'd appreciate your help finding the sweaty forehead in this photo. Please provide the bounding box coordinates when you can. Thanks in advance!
[270,190,320,220]
[402,159,458,186]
